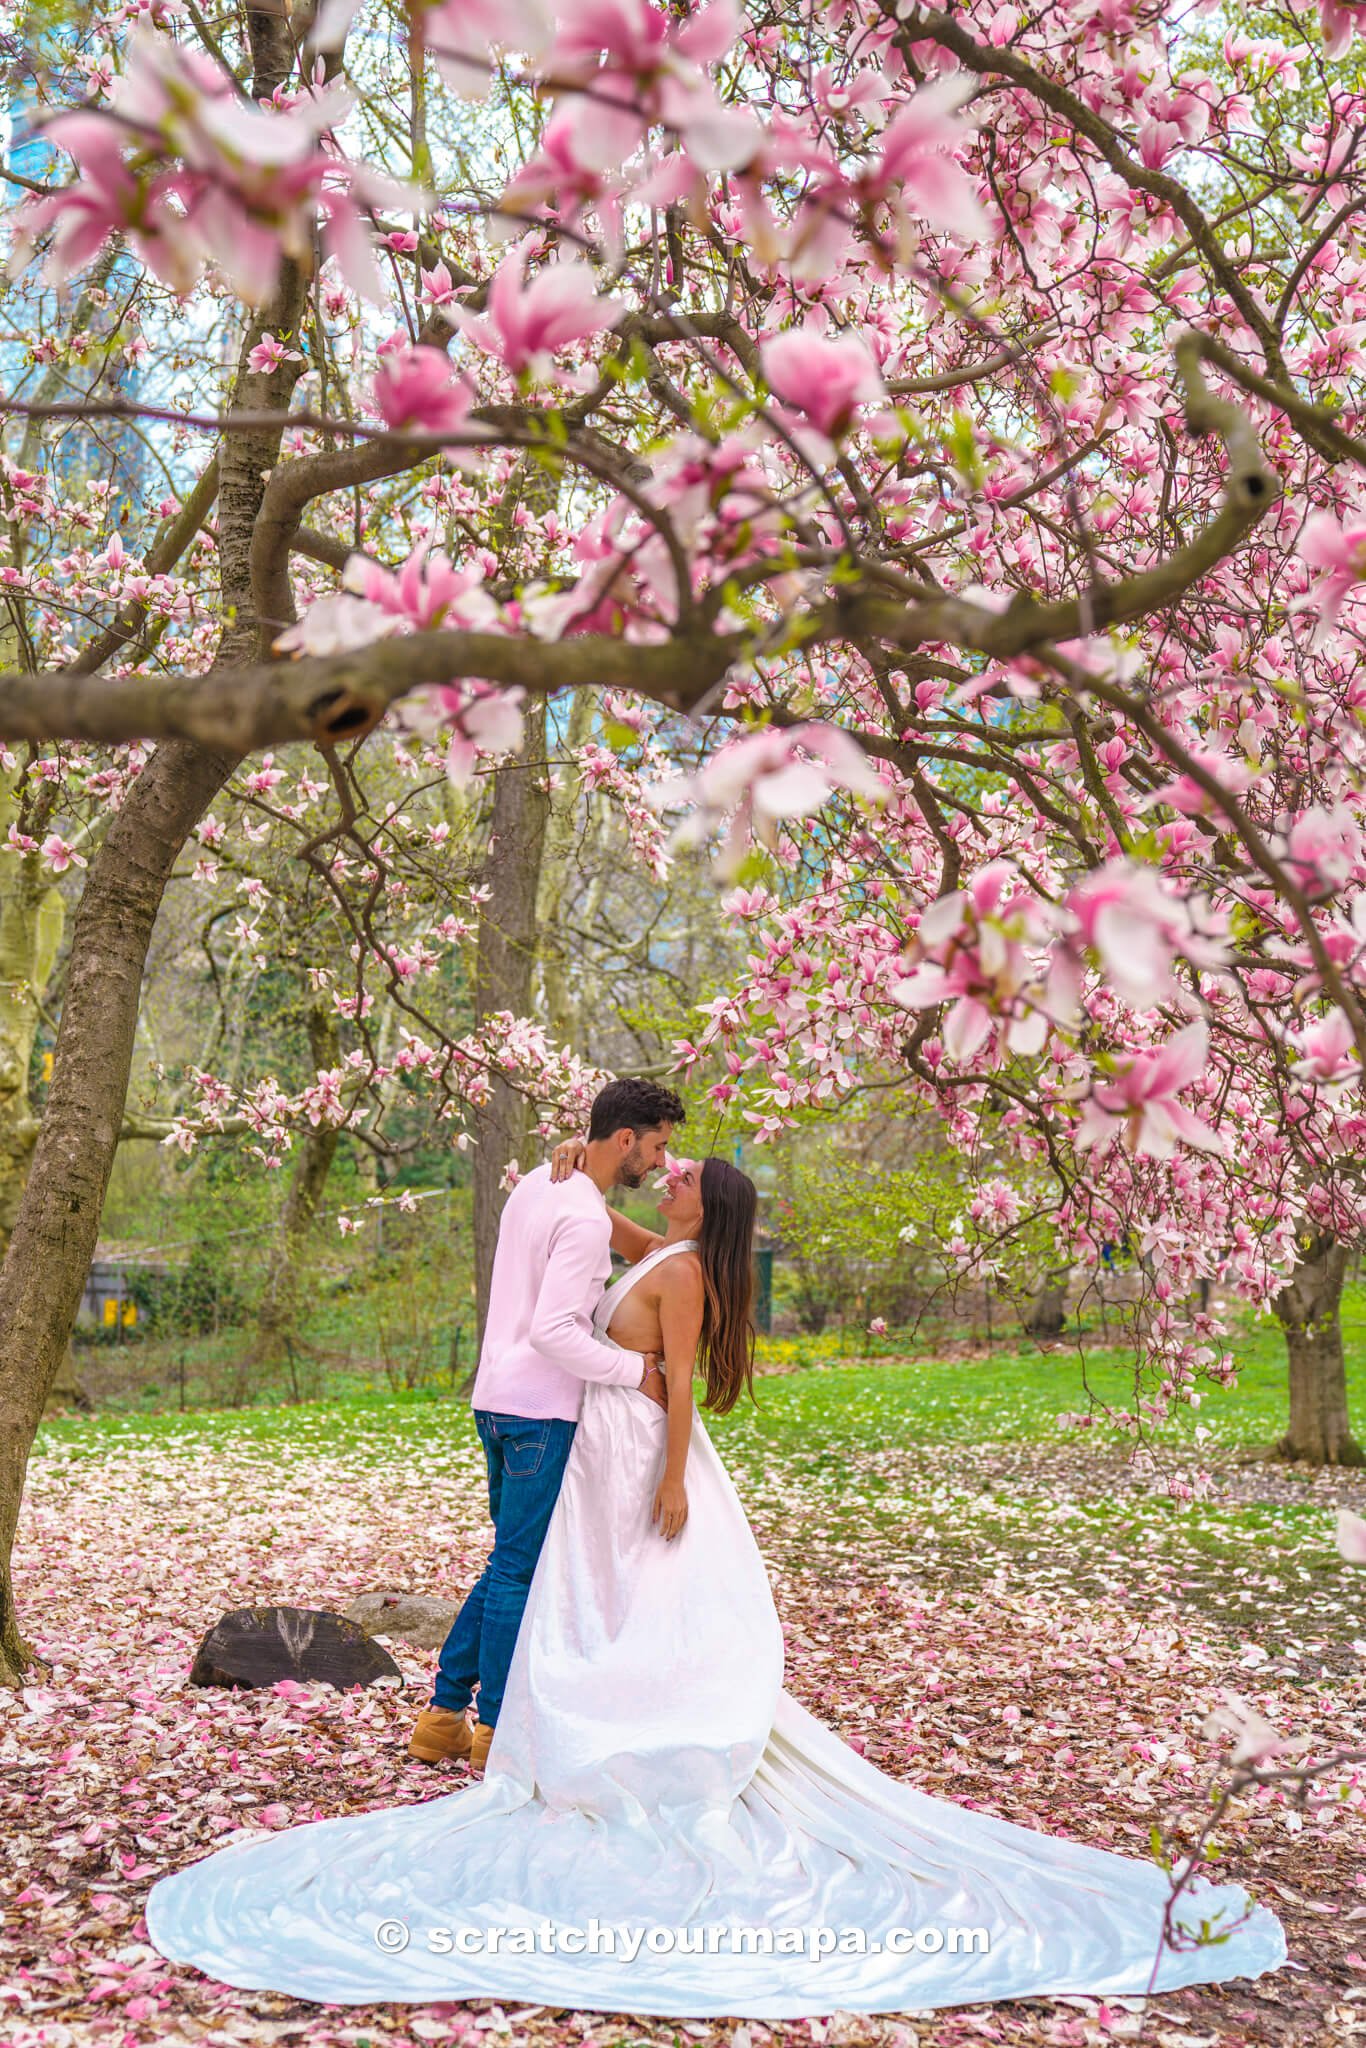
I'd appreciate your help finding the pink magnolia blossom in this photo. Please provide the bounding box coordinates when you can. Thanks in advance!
[456,243,624,378]
[372,346,474,435]
[811,64,887,131]
[41,833,87,873]
[1074,1021,1225,1160]
[497,104,631,239]
[1200,1690,1308,1765]
[1337,1506,1366,1563]
[423,0,554,96]
[1317,0,1366,60]
[1150,745,1257,818]
[442,686,527,786]
[1137,118,1183,169]
[552,0,683,71]
[420,261,461,312]
[654,1151,700,1193]
[969,1178,1022,1228]
[12,115,199,293]
[247,332,304,375]
[516,0,753,186]
[346,546,497,633]
[1282,803,1364,889]
[1066,860,1228,1009]
[1294,509,1366,632]
[760,331,886,439]
[240,757,285,796]
[310,0,363,50]
[395,680,527,787]
[547,2,755,171]
[892,862,1057,1063]
[301,1068,347,1127]
[1290,1009,1361,1095]
[16,29,414,305]
[647,723,885,876]
[273,594,398,657]
[655,80,761,173]
[867,75,990,242]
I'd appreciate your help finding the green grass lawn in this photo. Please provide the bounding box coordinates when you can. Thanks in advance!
[47,1288,1366,1461]
[35,1293,1366,1664]
[69,1279,1366,1450]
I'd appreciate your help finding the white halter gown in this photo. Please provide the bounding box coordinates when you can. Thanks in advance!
[146,1240,1287,2016]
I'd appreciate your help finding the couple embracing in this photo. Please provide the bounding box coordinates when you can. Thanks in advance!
[408,1076,757,1781]
[146,1078,1287,2018]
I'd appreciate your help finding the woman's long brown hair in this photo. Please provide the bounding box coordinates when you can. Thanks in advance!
[695,1157,758,1414]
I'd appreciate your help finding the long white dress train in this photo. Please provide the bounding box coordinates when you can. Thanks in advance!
[146,1243,1288,2017]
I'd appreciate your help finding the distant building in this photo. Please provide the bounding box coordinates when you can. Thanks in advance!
[3,54,147,526]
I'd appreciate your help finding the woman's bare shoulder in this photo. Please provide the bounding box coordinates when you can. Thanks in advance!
[656,1248,703,1294]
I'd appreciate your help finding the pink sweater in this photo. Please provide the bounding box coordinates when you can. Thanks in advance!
[469,1162,646,1422]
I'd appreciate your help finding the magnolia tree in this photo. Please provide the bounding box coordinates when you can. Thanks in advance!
[1,0,1366,1689]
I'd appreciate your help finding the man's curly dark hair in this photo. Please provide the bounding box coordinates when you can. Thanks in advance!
[587,1077,687,1141]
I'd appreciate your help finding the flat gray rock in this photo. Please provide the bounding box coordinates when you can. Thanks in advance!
[342,1592,457,1651]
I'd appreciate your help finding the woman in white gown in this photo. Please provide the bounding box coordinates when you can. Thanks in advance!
[146,1155,1287,2018]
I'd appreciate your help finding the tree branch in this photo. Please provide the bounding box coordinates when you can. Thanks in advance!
[902,11,1299,396]
[1177,330,1366,471]
[0,628,743,748]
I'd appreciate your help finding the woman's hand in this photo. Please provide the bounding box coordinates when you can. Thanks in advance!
[549,1136,587,1182]
[651,1476,688,1542]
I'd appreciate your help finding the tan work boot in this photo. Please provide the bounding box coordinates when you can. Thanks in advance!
[408,1705,474,1765]
[470,1721,495,1776]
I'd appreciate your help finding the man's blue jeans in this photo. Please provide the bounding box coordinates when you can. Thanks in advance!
[432,1409,577,1728]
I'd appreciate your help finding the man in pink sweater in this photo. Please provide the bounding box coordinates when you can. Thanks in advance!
[409,1078,686,1774]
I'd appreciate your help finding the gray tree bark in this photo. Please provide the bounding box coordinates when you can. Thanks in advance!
[0,740,241,1679]
[535,688,596,1047]
[1271,1233,1364,1467]
[0,783,83,1416]
[0,792,63,1262]
[246,1003,343,1393]
[1023,1268,1071,1340]
[471,699,550,1340]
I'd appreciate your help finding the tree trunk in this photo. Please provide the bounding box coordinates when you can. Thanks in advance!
[472,700,550,1338]
[247,1003,342,1390]
[0,741,241,1680]
[1271,1234,1364,1467]
[0,5,311,1684]
[535,688,596,1045]
[1024,1268,1071,1340]
[0,782,83,1419]
[0,785,65,1250]
[43,1343,86,1413]
[467,449,566,1337]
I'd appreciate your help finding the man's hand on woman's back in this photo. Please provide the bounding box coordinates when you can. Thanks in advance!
[640,1353,668,1410]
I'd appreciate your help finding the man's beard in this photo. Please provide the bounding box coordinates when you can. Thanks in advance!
[616,1144,649,1189]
